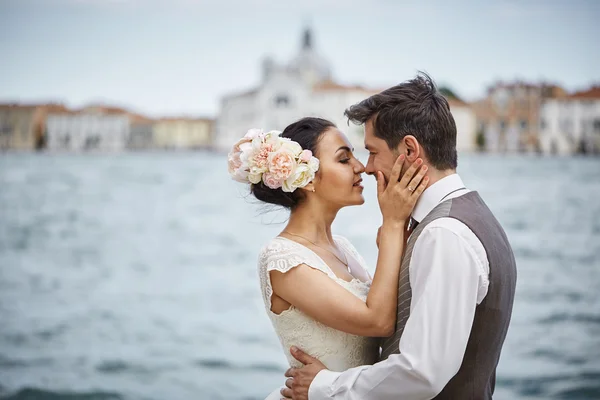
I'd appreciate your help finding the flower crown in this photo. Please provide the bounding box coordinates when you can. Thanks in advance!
[227,129,320,193]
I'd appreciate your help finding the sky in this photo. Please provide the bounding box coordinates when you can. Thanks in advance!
[0,0,598,118]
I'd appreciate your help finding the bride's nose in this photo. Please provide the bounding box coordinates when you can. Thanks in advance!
[354,160,366,174]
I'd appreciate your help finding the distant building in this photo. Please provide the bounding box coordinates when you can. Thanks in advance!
[215,28,379,151]
[0,104,68,150]
[128,121,156,150]
[216,28,477,153]
[45,105,157,152]
[539,86,600,155]
[46,109,130,152]
[308,81,381,146]
[153,118,213,150]
[472,82,566,153]
[448,99,477,153]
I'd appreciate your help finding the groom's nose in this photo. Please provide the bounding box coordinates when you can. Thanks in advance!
[365,161,376,176]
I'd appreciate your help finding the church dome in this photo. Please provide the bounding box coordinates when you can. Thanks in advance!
[289,28,332,84]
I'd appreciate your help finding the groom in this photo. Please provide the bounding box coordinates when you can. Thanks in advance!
[280,73,517,399]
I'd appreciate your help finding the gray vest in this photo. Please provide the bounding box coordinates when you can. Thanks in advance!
[380,191,517,400]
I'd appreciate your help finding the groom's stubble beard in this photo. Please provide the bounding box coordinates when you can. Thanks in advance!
[369,146,403,184]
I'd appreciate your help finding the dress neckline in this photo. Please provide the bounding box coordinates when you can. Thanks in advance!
[275,236,366,284]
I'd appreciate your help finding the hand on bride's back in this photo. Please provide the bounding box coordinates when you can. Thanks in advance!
[376,155,429,224]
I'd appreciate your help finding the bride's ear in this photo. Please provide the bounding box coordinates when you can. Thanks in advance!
[303,181,316,193]
[302,173,320,194]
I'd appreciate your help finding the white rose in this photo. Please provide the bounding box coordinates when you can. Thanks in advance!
[280,140,303,156]
[266,132,285,150]
[282,163,314,192]
[240,143,257,170]
[251,136,263,152]
[248,168,263,184]
[307,156,320,174]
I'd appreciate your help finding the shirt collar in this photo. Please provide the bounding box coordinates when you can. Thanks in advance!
[412,173,466,223]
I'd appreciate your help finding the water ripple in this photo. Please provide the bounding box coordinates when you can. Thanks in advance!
[538,312,600,325]
[1,153,599,400]
[193,358,283,373]
[0,388,123,400]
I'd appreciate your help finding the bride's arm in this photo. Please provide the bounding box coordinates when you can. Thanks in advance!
[271,156,428,337]
[271,222,404,337]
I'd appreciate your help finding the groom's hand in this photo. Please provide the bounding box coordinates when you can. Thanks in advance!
[280,346,326,400]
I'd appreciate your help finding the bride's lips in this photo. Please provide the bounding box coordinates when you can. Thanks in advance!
[353,178,363,189]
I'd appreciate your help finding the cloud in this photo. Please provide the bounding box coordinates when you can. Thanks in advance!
[39,0,367,11]
[489,0,595,19]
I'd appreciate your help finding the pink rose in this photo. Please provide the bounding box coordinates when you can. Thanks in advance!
[263,172,283,189]
[228,150,242,171]
[227,137,251,182]
[252,142,275,171]
[299,149,313,163]
[244,128,263,140]
[267,149,297,182]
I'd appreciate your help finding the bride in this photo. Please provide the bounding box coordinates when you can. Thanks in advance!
[227,117,428,399]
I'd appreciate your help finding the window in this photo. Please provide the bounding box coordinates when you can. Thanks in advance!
[493,89,509,111]
[274,95,290,108]
[519,98,528,108]
[540,119,547,130]
[499,120,506,131]
[84,135,100,149]
[520,120,528,130]
[560,119,573,132]
[0,123,11,135]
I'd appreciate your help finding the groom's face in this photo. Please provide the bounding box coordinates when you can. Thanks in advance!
[363,119,400,182]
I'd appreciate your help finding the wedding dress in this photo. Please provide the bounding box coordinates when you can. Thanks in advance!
[258,235,379,399]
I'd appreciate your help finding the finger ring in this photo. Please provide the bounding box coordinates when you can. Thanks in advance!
[408,187,414,192]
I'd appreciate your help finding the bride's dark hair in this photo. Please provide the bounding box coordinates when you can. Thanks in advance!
[251,117,335,209]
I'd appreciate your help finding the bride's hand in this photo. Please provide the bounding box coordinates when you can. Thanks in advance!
[376,155,429,225]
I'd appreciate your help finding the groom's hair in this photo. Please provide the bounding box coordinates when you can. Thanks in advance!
[344,72,458,170]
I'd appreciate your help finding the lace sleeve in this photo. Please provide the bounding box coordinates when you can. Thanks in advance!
[334,235,373,280]
[257,238,329,311]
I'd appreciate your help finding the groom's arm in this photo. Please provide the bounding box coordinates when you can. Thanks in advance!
[309,219,489,400]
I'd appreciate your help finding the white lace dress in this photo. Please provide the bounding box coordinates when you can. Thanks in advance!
[258,235,379,399]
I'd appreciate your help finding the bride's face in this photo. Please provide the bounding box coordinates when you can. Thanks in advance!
[311,128,366,208]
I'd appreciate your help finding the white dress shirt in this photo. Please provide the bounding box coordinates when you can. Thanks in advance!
[309,174,490,400]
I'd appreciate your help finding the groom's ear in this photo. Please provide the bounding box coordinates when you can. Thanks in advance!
[403,135,420,162]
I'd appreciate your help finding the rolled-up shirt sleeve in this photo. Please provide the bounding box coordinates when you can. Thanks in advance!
[308,220,487,400]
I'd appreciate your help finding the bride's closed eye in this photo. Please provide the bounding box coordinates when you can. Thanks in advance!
[338,150,352,164]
